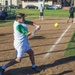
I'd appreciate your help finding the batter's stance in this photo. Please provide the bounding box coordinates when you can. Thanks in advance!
[0,13,41,75]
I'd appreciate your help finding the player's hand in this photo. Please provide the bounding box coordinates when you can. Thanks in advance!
[27,32,32,36]
[35,25,41,30]
[31,25,41,35]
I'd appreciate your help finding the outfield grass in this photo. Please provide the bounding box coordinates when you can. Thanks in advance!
[13,9,69,18]
[0,9,69,26]
[0,20,14,27]
[65,31,75,57]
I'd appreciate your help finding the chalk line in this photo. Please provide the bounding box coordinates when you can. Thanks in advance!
[44,24,72,59]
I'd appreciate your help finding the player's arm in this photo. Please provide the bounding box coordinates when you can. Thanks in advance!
[16,24,32,36]
[24,20,41,30]
[24,20,41,35]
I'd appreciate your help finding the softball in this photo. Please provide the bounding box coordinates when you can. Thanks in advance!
[54,23,59,27]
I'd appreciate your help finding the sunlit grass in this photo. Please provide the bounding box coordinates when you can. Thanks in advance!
[0,9,69,26]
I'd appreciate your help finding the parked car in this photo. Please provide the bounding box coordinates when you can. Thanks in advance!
[9,5,20,9]
[46,5,61,10]
[25,5,38,9]
[55,5,62,9]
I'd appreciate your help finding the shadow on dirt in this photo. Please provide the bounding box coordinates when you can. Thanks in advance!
[29,35,45,40]
[0,49,65,63]
[31,42,68,48]
[4,56,75,75]
[4,66,40,75]
[40,56,75,70]
[52,70,73,75]
[0,49,66,62]
[0,33,12,36]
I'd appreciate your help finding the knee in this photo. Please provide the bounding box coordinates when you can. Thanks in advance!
[31,50,34,54]
[27,49,34,56]
[15,58,21,63]
[30,50,34,55]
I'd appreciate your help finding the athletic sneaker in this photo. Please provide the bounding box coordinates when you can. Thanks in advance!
[32,66,41,72]
[0,67,5,75]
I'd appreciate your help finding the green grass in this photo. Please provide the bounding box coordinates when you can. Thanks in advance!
[13,9,69,18]
[65,31,75,57]
[0,9,69,26]
[0,20,14,27]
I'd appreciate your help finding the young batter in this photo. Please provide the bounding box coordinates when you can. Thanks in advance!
[0,13,41,75]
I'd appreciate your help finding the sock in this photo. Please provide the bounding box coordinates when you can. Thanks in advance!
[1,65,6,70]
[32,64,36,68]
[42,16,43,20]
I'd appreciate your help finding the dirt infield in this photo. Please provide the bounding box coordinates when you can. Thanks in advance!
[0,18,75,75]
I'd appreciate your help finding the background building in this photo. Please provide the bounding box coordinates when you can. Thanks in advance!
[0,0,75,8]
[52,0,74,7]
[22,0,75,8]
[0,0,22,6]
[22,0,52,8]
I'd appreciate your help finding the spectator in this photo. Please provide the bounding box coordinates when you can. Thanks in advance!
[1,8,8,20]
[0,10,2,16]
[0,7,2,20]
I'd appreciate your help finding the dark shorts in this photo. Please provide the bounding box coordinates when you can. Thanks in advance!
[69,13,74,18]
[40,12,43,16]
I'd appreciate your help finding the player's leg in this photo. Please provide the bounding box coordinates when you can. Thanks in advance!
[41,12,43,20]
[67,14,71,23]
[40,12,42,20]
[26,49,41,72]
[0,48,23,75]
[72,14,74,22]
[39,12,41,20]
[26,49,35,65]
[67,18,70,23]
[72,18,73,22]
[5,57,21,68]
[0,57,21,75]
